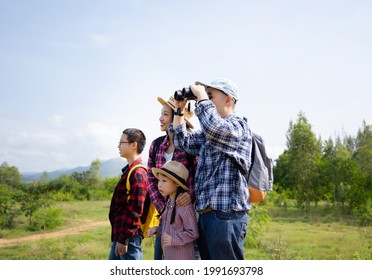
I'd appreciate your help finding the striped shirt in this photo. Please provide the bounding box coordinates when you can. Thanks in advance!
[157,199,198,260]
[172,100,252,212]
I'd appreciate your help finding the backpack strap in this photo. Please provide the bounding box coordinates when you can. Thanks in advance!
[151,135,195,168]
[126,164,147,203]
[150,135,166,166]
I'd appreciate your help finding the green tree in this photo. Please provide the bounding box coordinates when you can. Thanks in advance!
[0,162,22,187]
[0,184,21,228]
[87,159,102,189]
[321,137,357,206]
[273,150,295,201]
[70,159,103,189]
[0,163,23,228]
[350,121,372,225]
[354,121,372,185]
[285,112,322,211]
[17,181,54,225]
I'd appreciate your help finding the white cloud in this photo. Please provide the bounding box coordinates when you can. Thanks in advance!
[1,119,121,172]
[9,131,67,147]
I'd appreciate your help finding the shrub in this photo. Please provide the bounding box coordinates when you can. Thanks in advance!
[28,207,63,231]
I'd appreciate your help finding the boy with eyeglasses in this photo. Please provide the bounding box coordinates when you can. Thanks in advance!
[108,128,148,260]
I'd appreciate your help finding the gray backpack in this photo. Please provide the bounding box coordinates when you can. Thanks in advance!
[236,117,273,203]
[247,132,274,203]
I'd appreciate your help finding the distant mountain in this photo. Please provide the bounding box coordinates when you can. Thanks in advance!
[22,158,127,182]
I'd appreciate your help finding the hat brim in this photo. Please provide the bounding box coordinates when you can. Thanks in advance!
[196,80,238,102]
[195,81,210,88]
[152,167,189,191]
[157,97,194,129]
[195,81,223,93]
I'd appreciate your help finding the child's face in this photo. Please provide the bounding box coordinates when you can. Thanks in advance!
[118,133,133,158]
[159,104,173,132]
[157,173,178,198]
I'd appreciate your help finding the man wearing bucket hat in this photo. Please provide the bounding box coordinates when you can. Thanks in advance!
[171,78,252,260]
[147,95,198,259]
[147,161,198,260]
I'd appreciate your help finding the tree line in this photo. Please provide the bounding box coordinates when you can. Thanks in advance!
[0,159,117,230]
[274,112,371,225]
[1,112,371,231]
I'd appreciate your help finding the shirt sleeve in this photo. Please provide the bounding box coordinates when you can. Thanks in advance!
[172,123,205,157]
[195,101,252,174]
[147,141,166,212]
[171,205,199,246]
[196,101,248,153]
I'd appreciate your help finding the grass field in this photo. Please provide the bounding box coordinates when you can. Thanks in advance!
[0,200,371,260]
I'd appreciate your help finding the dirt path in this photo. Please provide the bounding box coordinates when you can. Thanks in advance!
[0,220,109,248]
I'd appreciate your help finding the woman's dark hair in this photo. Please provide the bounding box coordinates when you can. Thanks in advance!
[123,128,146,154]
[157,186,186,224]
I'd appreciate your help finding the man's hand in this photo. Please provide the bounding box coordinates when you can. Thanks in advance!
[176,192,192,206]
[191,83,209,102]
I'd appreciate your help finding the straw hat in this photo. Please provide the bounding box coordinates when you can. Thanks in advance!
[157,95,194,129]
[152,161,189,191]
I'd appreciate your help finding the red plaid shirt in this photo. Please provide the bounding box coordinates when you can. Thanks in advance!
[109,157,148,243]
[147,135,197,212]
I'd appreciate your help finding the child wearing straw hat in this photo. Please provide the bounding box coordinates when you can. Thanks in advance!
[147,95,198,260]
[147,161,198,260]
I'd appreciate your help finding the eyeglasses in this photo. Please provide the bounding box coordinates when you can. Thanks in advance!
[119,141,132,145]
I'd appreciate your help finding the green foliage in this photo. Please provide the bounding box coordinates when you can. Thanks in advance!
[274,114,371,220]
[16,181,54,225]
[266,189,289,208]
[352,229,372,260]
[53,192,75,202]
[284,112,323,211]
[354,121,372,177]
[0,162,22,187]
[246,205,271,248]
[28,207,63,231]
[70,159,103,190]
[33,239,77,260]
[1,200,369,260]
[265,232,292,260]
[104,177,120,194]
[0,158,111,232]
[0,184,21,229]
[48,176,91,200]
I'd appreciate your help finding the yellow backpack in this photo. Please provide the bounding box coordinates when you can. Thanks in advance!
[126,164,159,238]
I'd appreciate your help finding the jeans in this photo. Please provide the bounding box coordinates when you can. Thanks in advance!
[108,234,143,260]
[197,210,248,260]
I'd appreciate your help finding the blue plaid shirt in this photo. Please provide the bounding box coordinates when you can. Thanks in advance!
[171,100,252,212]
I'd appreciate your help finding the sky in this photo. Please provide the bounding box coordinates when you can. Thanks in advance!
[0,0,371,173]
